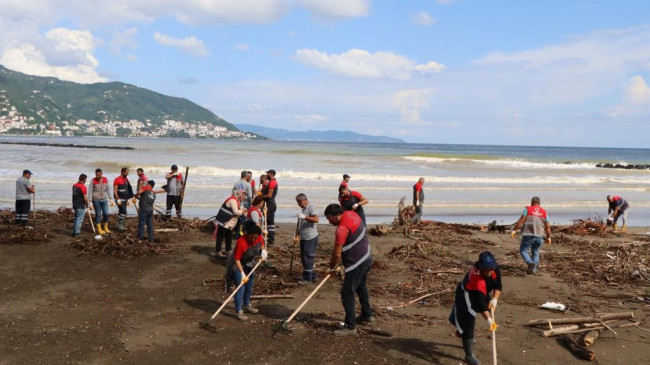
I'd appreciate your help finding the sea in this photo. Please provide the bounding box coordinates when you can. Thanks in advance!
[1,136,649,228]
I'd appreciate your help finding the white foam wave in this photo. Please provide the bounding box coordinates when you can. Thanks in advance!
[402,156,596,170]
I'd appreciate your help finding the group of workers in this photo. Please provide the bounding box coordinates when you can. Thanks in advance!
[12,168,634,364]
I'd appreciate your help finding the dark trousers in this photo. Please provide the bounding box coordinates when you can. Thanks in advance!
[138,211,154,242]
[215,226,233,252]
[15,199,31,225]
[266,201,276,245]
[166,195,181,218]
[300,236,319,281]
[412,202,423,223]
[341,257,373,329]
[117,200,127,222]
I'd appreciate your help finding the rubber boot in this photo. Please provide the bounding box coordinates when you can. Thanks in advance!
[612,223,618,231]
[621,224,627,234]
[96,223,106,235]
[103,222,112,234]
[118,219,125,231]
[462,337,480,365]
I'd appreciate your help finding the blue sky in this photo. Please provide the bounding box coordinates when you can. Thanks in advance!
[1,0,649,147]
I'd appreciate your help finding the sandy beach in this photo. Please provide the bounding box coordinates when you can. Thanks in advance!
[1,208,648,365]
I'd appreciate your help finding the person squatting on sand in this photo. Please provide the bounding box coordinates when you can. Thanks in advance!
[224,220,268,321]
[15,169,35,226]
[72,174,91,237]
[338,186,368,227]
[511,196,552,275]
[324,204,374,337]
[164,164,183,219]
[113,167,134,231]
[90,168,112,235]
[261,169,278,246]
[133,180,164,243]
[295,193,319,284]
[607,195,630,233]
[449,251,501,365]
[213,190,247,258]
[413,177,425,224]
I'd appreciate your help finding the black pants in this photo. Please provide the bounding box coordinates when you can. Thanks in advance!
[117,200,128,222]
[412,201,423,223]
[266,201,276,245]
[215,226,233,252]
[15,199,31,225]
[166,195,181,218]
[300,236,319,281]
[449,284,491,340]
[341,257,373,329]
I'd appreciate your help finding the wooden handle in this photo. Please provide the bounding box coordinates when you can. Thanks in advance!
[285,265,339,325]
[209,259,263,320]
[87,209,96,233]
[491,307,497,365]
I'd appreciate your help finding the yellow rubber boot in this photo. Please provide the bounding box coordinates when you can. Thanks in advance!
[612,223,618,231]
[103,222,112,234]
[621,225,627,234]
[96,223,106,235]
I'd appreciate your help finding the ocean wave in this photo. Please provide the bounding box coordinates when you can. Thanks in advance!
[402,156,596,170]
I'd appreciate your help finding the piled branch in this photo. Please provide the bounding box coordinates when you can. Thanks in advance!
[71,234,173,258]
[556,218,608,236]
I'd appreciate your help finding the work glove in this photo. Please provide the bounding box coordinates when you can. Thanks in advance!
[293,236,300,244]
[241,273,249,284]
[510,230,516,239]
[297,212,306,219]
[110,200,115,207]
[263,229,268,236]
[415,200,420,207]
[132,198,137,204]
[489,298,498,310]
[352,203,359,210]
[89,205,94,211]
[261,249,268,261]
[545,237,552,245]
[116,199,122,206]
[487,318,498,332]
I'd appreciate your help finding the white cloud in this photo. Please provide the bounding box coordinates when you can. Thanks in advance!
[153,32,210,57]
[0,27,106,83]
[393,88,435,124]
[109,27,138,56]
[234,43,250,52]
[626,75,650,104]
[295,48,445,79]
[413,11,435,26]
[295,0,370,21]
[295,114,330,123]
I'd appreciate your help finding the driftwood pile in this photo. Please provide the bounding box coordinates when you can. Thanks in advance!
[72,233,173,258]
[0,208,76,244]
[544,241,650,289]
[527,312,641,361]
[556,218,609,236]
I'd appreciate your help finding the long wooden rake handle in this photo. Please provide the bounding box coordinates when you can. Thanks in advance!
[491,307,497,365]
[284,264,339,325]
[207,259,264,321]
[87,209,96,233]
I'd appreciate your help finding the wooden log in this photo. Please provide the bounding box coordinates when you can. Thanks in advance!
[543,321,638,337]
[251,294,294,299]
[527,312,634,327]
[578,330,600,347]
[562,335,595,361]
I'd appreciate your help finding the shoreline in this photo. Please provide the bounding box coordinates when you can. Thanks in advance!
[0,141,135,150]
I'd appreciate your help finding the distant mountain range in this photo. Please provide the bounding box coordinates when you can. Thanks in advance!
[236,123,405,143]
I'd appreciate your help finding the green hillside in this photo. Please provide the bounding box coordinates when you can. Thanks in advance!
[0,65,243,137]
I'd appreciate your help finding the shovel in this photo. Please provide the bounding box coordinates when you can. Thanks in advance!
[199,259,264,333]
[273,264,339,336]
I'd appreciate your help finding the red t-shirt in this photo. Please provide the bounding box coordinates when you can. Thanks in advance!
[73,182,87,194]
[234,235,265,260]
[414,182,423,192]
[340,191,363,205]
[340,181,348,188]
[250,180,255,190]
[335,211,363,246]
[114,176,128,186]
[267,180,277,190]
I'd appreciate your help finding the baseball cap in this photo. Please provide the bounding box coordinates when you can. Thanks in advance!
[478,251,497,270]
[343,174,350,179]
[148,180,155,187]
[23,169,32,175]
[171,164,178,170]
[266,169,276,175]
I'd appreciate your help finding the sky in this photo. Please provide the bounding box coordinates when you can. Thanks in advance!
[0,0,649,147]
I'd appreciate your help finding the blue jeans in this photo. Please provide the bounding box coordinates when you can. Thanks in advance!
[73,208,86,235]
[138,211,154,242]
[92,200,110,223]
[520,235,543,269]
[233,269,255,312]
